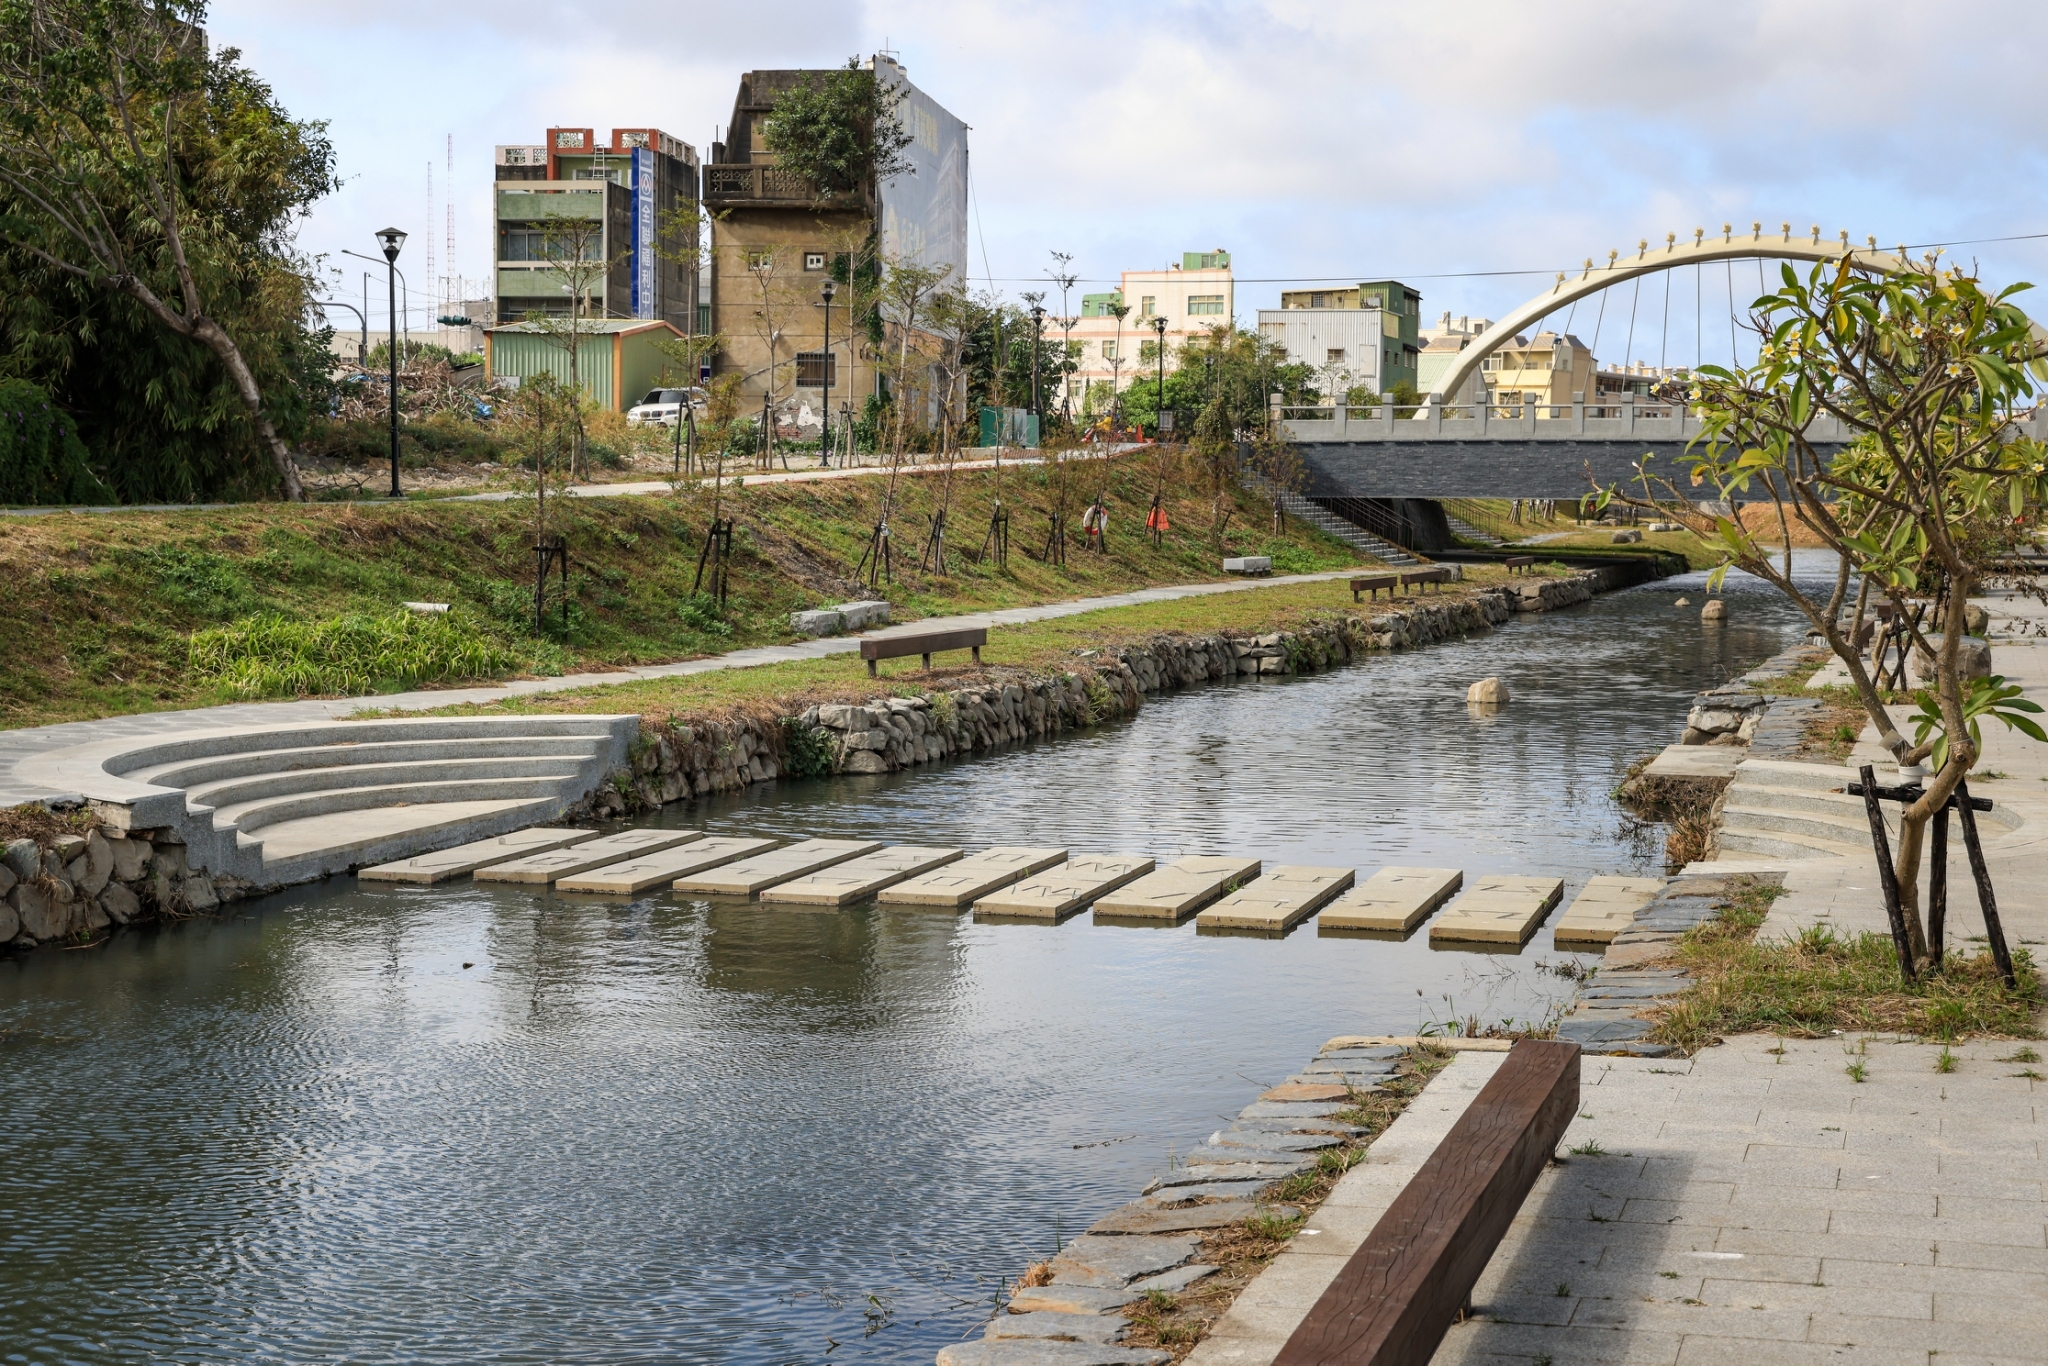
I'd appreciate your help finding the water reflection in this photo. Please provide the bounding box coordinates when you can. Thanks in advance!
[0,562,1816,1365]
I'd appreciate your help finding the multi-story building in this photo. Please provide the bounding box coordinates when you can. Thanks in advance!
[491,128,700,335]
[1268,280,1422,394]
[1417,313,1493,401]
[1056,251,1233,408]
[1475,332,1598,406]
[703,56,968,417]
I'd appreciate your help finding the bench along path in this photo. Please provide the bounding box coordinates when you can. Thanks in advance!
[358,827,598,883]
[1094,856,1264,922]
[1195,866,1355,933]
[673,838,882,896]
[971,855,1155,920]
[554,835,777,894]
[759,846,964,905]
[1428,874,1566,945]
[1318,867,1464,934]
[878,847,1069,907]
[475,828,704,885]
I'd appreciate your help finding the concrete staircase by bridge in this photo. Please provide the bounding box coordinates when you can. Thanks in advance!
[1444,513,1506,548]
[1244,475,1421,566]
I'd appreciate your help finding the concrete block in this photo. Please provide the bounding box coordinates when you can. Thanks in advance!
[1319,866,1462,933]
[973,856,1155,919]
[1222,556,1271,575]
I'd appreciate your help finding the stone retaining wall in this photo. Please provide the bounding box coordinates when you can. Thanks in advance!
[2,825,248,949]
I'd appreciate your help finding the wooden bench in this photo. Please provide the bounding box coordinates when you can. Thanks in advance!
[1400,568,1451,594]
[1273,1038,1581,1366]
[1351,575,1399,602]
[860,626,986,676]
[1504,555,1535,575]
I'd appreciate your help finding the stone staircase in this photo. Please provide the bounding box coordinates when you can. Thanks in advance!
[14,715,637,888]
[1246,475,1421,565]
[1717,755,2022,861]
[1444,513,1506,548]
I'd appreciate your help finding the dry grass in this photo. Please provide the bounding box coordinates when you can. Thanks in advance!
[0,803,100,847]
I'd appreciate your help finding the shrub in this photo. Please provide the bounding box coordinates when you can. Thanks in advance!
[188,609,523,697]
[0,379,107,505]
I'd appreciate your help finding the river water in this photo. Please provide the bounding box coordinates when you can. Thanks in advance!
[0,564,1811,1365]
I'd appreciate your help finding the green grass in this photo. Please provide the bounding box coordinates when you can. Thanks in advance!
[188,609,530,698]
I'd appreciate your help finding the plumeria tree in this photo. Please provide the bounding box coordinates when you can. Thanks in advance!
[1609,257,2048,970]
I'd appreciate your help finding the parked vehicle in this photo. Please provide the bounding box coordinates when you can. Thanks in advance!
[626,388,707,427]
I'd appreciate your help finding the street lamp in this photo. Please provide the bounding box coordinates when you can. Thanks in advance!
[1029,302,1045,440]
[1152,315,1168,439]
[376,227,407,497]
[820,278,836,467]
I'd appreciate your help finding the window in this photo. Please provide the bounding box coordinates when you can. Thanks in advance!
[555,130,586,148]
[1310,293,1329,309]
[795,351,837,387]
[1101,341,1117,360]
[745,251,773,271]
[1325,348,1346,364]
[1188,295,1225,315]
[500,228,600,263]
[1140,295,1157,318]
[619,131,650,149]
[803,252,826,271]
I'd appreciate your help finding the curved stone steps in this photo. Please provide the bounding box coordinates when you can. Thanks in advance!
[215,776,589,838]
[130,735,605,789]
[182,757,590,820]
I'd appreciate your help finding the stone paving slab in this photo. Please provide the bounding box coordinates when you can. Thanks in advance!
[356,826,598,882]
[1194,865,1354,932]
[673,838,883,896]
[1317,866,1463,933]
[1048,1234,1200,1288]
[1428,873,1566,944]
[474,828,703,884]
[1087,1201,1283,1235]
[984,1311,1130,1342]
[759,845,963,905]
[1094,856,1263,921]
[553,835,777,894]
[972,855,1156,920]
[878,847,1069,906]
[937,1341,1169,1366]
[1555,875,1668,945]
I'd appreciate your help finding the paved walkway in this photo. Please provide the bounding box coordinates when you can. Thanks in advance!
[0,569,1362,806]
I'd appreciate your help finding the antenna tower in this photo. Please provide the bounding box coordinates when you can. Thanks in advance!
[424,160,435,310]
[445,134,456,310]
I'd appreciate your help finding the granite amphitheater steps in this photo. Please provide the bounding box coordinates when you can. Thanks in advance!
[1715,755,2023,862]
[12,715,637,889]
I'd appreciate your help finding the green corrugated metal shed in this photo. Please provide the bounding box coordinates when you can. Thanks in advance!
[485,319,686,411]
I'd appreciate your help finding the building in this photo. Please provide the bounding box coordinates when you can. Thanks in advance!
[703,56,969,416]
[1596,360,1688,398]
[1055,250,1234,408]
[1474,331,1598,407]
[1417,313,1493,401]
[1270,279,1422,394]
[1255,308,1389,397]
[491,128,701,335]
[484,318,689,412]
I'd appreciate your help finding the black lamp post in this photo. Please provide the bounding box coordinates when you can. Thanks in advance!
[376,227,407,497]
[1152,315,1168,438]
[1029,302,1045,440]
[820,278,836,466]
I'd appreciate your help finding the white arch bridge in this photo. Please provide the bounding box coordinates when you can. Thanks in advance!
[1277,225,2048,500]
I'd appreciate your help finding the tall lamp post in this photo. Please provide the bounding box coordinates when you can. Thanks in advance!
[375,227,407,497]
[819,279,836,467]
[1029,302,1045,442]
[1152,315,1168,439]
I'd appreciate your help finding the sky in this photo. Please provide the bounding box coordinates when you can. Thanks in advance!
[212,0,2048,372]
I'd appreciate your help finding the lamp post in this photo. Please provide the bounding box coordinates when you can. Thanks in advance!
[1029,302,1045,441]
[1152,315,1168,439]
[820,278,836,467]
[375,227,407,497]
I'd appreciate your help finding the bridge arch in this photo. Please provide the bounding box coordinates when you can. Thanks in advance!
[1427,225,1921,404]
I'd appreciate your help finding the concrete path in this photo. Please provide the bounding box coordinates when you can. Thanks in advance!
[0,568,1363,807]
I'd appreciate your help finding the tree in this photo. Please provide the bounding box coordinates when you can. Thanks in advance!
[0,0,336,500]
[521,206,618,480]
[759,58,913,216]
[504,372,578,633]
[1611,257,2048,974]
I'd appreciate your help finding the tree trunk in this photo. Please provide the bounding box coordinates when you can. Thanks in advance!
[1892,811,1932,964]
[183,312,306,500]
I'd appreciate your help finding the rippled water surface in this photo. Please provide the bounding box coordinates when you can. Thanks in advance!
[0,565,1812,1364]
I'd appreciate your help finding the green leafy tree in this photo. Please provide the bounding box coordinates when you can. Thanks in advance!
[1612,258,2048,971]
[759,59,913,215]
[0,0,337,499]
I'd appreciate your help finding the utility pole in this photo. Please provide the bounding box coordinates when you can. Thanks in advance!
[820,278,836,467]
[1029,301,1045,442]
[1152,315,1168,439]
[376,228,408,497]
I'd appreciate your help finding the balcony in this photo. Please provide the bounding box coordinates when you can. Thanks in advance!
[701,163,858,209]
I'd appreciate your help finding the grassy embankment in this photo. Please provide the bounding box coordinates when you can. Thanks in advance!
[404,566,1552,725]
[1,454,1379,729]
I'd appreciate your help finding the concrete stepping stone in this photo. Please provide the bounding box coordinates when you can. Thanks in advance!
[1047,1234,1198,1287]
[554,836,778,894]
[1193,865,1354,933]
[357,827,599,883]
[1553,874,1666,945]
[971,855,1155,920]
[1093,856,1262,922]
[475,828,704,885]
[1317,866,1463,933]
[1428,873,1567,945]
[672,838,882,896]
[1086,1200,1281,1235]
[937,1341,1169,1366]
[986,1311,1129,1343]
[759,845,964,905]
[877,847,1068,907]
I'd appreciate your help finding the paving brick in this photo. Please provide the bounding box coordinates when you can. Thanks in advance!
[1805,1310,2046,1354]
[1570,1300,1812,1340]
[1815,1258,2048,1296]
[1617,1198,1831,1233]
[1673,1340,1926,1366]
[1695,1277,1931,1319]
[1708,1228,1933,1266]
[1828,1209,2046,1248]
[1429,1322,1681,1366]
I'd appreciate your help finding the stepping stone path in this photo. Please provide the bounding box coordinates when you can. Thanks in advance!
[1428,873,1566,944]
[554,836,777,894]
[475,829,704,885]
[877,847,1068,907]
[1552,874,1665,945]
[759,846,964,905]
[971,855,1155,920]
[1318,866,1463,933]
[672,838,882,896]
[1194,865,1354,932]
[1093,856,1262,921]
[358,827,598,883]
